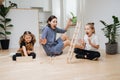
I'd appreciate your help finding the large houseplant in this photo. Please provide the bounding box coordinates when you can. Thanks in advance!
[0,4,15,49]
[100,16,120,54]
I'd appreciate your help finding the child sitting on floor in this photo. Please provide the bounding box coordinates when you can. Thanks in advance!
[12,31,36,61]
[74,23,101,60]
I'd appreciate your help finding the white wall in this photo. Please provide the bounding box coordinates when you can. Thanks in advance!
[5,0,51,11]
[7,9,39,49]
[65,0,77,18]
[63,0,77,27]
[52,0,61,27]
[84,0,120,53]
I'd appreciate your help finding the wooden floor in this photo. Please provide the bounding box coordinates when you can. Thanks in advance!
[0,46,120,80]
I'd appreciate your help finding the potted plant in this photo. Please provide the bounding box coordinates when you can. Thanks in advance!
[100,16,120,54]
[0,3,16,49]
[70,12,77,26]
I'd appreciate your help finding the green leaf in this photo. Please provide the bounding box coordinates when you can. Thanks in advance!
[70,12,75,17]
[7,24,13,27]
[0,6,6,17]
[100,20,108,26]
[116,23,120,28]
[0,32,5,36]
[5,18,11,23]
[70,12,77,24]
[112,16,119,24]
[0,24,5,30]
[6,18,11,21]
[4,7,10,16]
[5,31,11,35]
[72,17,77,24]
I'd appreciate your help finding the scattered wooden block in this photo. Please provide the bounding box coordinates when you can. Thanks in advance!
[16,56,33,62]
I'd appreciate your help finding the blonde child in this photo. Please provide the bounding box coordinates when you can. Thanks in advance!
[74,23,100,60]
[12,31,36,61]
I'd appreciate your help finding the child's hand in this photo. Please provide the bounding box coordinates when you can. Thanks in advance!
[88,37,99,49]
[76,38,85,49]
[78,39,85,45]
[40,38,47,45]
